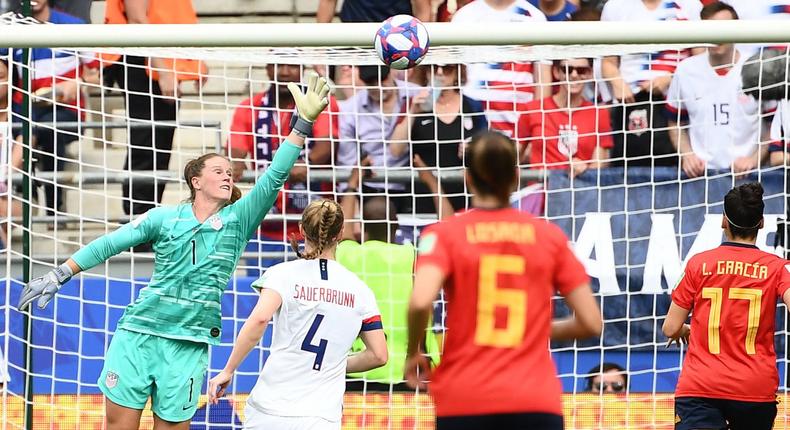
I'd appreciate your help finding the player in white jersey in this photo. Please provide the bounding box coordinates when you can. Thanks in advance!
[208,199,387,430]
[452,0,551,139]
[665,2,761,178]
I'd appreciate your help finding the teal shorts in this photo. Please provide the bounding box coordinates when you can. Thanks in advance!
[98,328,208,422]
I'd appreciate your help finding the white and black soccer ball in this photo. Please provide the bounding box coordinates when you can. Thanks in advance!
[374,14,430,70]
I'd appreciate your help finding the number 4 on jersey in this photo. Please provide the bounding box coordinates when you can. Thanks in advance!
[302,314,328,371]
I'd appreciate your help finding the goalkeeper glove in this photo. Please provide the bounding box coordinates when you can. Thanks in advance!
[287,71,330,138]
[17,263,73,310]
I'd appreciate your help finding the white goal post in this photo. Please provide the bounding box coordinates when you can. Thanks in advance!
[0,20,789,47]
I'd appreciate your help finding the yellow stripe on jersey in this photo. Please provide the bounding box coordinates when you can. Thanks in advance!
[728,288,762,355]
[702,287,723,355]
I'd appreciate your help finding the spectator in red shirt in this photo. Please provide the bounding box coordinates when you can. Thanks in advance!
[228,64,339,273]
[406,131,601,430]
[518,58,612,178]
[663,182,790,430]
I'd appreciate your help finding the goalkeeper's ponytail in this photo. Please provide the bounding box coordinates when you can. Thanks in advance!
[291,199,344,260]
[227,185,242,206]
[465,131,518,207]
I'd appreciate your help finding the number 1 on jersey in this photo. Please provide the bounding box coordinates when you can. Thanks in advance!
[301,314,328,371]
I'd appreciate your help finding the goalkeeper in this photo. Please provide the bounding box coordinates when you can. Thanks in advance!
[17,74,330,427]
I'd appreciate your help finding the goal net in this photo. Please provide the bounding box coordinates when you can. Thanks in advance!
[1,13,789,430]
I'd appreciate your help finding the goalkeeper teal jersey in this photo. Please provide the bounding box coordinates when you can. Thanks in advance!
[71,142,302,345]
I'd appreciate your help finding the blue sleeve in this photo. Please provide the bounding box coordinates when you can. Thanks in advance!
[768,141,787,153]
[233,141,302,238]
[49,10,86,24]
[664,104,689,122]
[71,208,164,270]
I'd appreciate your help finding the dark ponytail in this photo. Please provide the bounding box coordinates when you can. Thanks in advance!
[465,131,518,207]
[723,182,765,239]
[228,185,242,205]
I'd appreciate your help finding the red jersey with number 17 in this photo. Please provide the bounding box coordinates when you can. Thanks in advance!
[672,242,790,402]
[416,208,589,417]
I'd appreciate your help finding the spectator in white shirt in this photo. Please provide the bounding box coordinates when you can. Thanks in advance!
[338,66,423,212]
[666,2,762,178]
[601,0,703,168]
[719,0,790,59]
[601,0,702,103]
[452,0,552,139]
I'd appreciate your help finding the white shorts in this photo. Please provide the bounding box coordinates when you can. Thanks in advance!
[244,403,340,430]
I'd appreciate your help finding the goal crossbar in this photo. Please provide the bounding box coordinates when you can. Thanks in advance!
[0,20,789,47]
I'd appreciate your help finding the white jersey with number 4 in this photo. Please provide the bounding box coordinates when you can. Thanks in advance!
[666,51,759,169]
[246,258,382,423]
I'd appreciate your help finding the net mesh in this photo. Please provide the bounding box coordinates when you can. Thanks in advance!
[0,11,788,430]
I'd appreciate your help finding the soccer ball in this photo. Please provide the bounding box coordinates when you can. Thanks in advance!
[374,15,430,70]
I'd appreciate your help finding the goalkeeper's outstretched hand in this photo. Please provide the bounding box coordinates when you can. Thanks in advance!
[17,263,73,311]
[287,72,330,124]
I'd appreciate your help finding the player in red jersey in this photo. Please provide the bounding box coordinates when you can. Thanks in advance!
[405,131,602,430]
[663,182,790,430]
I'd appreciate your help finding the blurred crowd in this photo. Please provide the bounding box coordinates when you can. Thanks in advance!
[0,1,785,403]
[269,0,790,227]
[0,0,788,248]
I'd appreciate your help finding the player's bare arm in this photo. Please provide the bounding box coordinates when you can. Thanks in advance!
[208,288,283,404]
[550,283,602,341]
[662,302,691,347]
[405,263,444,390]
[347,329,388,373]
